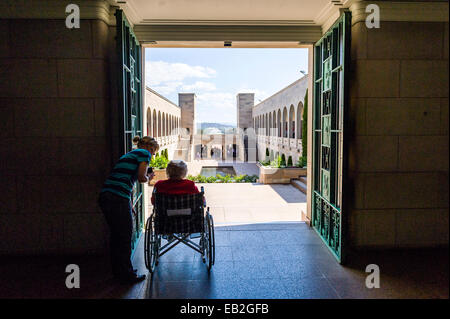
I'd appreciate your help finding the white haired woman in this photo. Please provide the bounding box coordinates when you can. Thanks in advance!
[151,160,199,204]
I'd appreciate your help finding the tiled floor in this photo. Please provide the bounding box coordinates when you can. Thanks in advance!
[138,222,342,299]
[0,183,447,299]
[1,222,447,299]
[134,223,449,299]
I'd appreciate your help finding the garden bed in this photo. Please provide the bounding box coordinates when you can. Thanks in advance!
[187,174,258,183]
[257,162,306,184]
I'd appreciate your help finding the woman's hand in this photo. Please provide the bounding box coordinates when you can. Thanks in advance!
[137,162,149,183]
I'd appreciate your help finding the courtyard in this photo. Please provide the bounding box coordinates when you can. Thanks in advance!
[180,160,306,225]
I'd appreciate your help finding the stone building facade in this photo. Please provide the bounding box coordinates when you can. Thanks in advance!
[145,76,308,166]
[145,87,181,159]
[252,76,308,165]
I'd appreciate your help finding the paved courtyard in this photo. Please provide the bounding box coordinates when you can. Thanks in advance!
[199,183,306,224]
[164,160,307,224]
[149,182,307,225]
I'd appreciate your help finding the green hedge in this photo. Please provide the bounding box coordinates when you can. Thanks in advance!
[280,154,286,167]
[150,155,169,169]
[269,155,284,168]
[186,174,258,183]
[296,156,307,168]
[287,156,293,167]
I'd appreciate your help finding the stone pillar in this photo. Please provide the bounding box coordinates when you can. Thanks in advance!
[179,93,196,136]
[237,93,254,130]
[237,94,254,162]
[347,9,449,249]
[178,93,196,161]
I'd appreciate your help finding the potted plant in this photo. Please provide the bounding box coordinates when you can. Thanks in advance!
[148,154,169,185]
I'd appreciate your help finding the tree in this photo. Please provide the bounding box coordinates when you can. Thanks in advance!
[281,154,286,167]
[302,89,308,160]
[287,156,293,167]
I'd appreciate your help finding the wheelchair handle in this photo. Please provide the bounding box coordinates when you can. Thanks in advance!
[200,186,206,206]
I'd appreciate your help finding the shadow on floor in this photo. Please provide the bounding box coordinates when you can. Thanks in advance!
[268,184,307,203]
[0,222,448,299]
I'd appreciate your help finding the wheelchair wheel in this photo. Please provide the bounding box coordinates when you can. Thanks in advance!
[144,214,159,273]
[203,212,215,270]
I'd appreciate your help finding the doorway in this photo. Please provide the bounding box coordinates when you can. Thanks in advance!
[116,9,350,264]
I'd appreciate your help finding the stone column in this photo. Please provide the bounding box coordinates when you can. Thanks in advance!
[237,93,254,130]
[179,93,196,136]
[347,3,449,248]
[179,93,196,161]
[237,93,254,162]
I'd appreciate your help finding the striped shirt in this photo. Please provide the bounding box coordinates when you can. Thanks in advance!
[101,149,151,200]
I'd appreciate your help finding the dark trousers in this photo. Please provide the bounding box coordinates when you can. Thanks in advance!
[98,192,134,278]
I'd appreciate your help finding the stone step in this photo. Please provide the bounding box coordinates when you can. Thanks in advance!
[290,178,307,194]
[299,176,307,185]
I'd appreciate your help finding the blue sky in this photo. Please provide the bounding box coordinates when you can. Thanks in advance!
[145,48,308,124]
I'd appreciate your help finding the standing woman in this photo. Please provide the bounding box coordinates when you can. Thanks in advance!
[99,136,159,284]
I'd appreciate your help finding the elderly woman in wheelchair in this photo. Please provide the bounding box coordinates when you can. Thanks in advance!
[145,160,215,274]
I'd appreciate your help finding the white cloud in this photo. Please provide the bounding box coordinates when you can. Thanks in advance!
[195,89,269,123]
[146,61,216,86]
[197,92,235,109]
[196,92,236,123]
[180,81,216,92]
[144,60,271,124]
[150,81,183,95]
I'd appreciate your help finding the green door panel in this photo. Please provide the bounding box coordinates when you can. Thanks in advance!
[312,12,351,263]
[116,9,144,253]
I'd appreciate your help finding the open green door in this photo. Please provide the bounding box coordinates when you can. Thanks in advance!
[312,12,351,264]
[116,9,144,252]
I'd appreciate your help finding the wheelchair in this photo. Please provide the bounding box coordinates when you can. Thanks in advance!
[144,186,215,274]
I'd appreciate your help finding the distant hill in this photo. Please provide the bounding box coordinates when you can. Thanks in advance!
[197,122,236,134]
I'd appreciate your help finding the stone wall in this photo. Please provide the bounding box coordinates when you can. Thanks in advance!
[0,18,117,255]
[252,76,308,165]
[348,20,449,248]
[145,87,181,159]
[179,93,196,136]
[237,93,254,130]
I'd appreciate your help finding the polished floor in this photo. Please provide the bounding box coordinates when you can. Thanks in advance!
[0,221,448,299]
[0,184,447,299]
